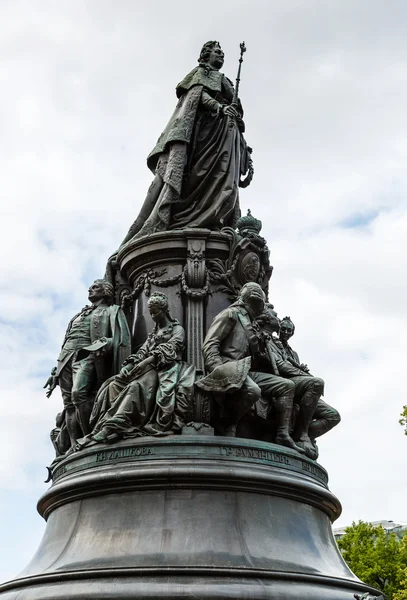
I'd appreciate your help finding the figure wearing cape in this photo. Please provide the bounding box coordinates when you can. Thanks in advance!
[116,63,252,249]
[51,299,131,456]
[57,304,131,389]
[198,284,305,452]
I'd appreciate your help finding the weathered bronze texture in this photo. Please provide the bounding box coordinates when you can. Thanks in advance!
[208,210,272,299]
[115,41,253,250]
[276,315,341,456]
[117,226,271,355]
[232,41,246,105]
[199,282,308,451]
[80,292,195,444]
[48,280,131,454]
[43,367,57,398]
[48,225,275,467]
[1,39,380,600]
[0,437,383,599]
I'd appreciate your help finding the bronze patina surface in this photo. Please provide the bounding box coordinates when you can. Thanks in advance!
[0,40,383,600]
[0,438,382,599]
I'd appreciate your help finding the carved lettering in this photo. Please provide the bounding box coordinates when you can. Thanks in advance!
[301,461,327,483]
[95,446,155,463]
[220,446,290,465]
[219,446,327,482]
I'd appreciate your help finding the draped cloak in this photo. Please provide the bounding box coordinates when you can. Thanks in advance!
[89,321,195,438]
[121,65,250,244]
[57,305,131,389]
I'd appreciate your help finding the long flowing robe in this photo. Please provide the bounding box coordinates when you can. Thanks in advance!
[89,321,195,438]
[120,65,251,245]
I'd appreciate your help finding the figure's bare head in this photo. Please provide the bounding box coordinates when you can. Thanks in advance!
[239,282,265,315]
[147,292,170,323]
[198,41,224,69]
[259,303,280,335]
[88,280,114,305]
[279,316,295,343]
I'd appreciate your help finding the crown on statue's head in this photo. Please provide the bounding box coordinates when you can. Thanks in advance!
[237,209,262,236]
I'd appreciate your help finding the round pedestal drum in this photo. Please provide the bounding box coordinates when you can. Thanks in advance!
[0,437,382,599]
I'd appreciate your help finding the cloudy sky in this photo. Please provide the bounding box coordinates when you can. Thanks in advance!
[1,0,406,583]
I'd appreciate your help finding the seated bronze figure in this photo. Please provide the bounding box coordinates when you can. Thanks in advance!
[87,292,195,442]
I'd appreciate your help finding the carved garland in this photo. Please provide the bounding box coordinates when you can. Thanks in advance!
[180,265,211,298]
[121,237,270,306]
[121,268,182,308]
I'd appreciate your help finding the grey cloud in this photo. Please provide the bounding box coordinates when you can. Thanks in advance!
[0,0,406,581]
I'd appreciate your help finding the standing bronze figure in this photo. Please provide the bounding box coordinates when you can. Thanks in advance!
[9,39,381,600]
[49,280,131,449]
[118,41,253,246]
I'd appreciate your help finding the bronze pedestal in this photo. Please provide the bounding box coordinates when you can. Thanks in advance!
[0,437,382,599]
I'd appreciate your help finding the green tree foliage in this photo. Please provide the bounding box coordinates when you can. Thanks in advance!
[394,539,407,600]
[337,521,407,599]
[393,569,407,600]
[394,568,407,600]
[400,406,407,435]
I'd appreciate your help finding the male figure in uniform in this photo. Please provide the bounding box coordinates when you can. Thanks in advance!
[276,316,341,456]
[252,306,325,458]
[47,279,131,449]
[199,282,303,452]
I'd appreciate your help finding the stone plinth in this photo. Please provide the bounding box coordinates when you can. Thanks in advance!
[0,437,382,599]
[117,230,232,364]
[116,228,271,370]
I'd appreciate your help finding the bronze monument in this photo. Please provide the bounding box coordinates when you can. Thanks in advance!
[0,41,382,600]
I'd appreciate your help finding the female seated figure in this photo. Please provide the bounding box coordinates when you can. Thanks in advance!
[87,292,195,442]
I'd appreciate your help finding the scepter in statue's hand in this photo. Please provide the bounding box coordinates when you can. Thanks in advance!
[224,42,246,120]
[230,41,253,188]
[232,41,246,107]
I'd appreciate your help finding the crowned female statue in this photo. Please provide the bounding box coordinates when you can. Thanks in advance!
[119,40,253,247]
[85,292,195,441]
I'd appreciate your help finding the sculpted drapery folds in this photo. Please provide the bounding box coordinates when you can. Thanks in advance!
[118,41,252,248]
[198,282,304,453]
[52,280,131,451]
[276,316,341,455]
[42,42,341,467]
[85,293,195,442]
[255,309,340,458]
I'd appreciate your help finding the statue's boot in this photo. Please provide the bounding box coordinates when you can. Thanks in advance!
[293,390,320,459]
[76,401,93,436]
[310,439,319,460]
[92,429,110,443]
[274,396,305,453]
[295,435,319,460]
[92,424,121,443]
[65,406,82,447]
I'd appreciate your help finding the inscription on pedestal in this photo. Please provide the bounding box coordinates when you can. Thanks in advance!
[220,446,291,464]
[51,440,328,488]
[96,446,155,462]
[301,460,327,483]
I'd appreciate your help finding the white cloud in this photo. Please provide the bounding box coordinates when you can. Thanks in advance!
[0,0,406,582]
